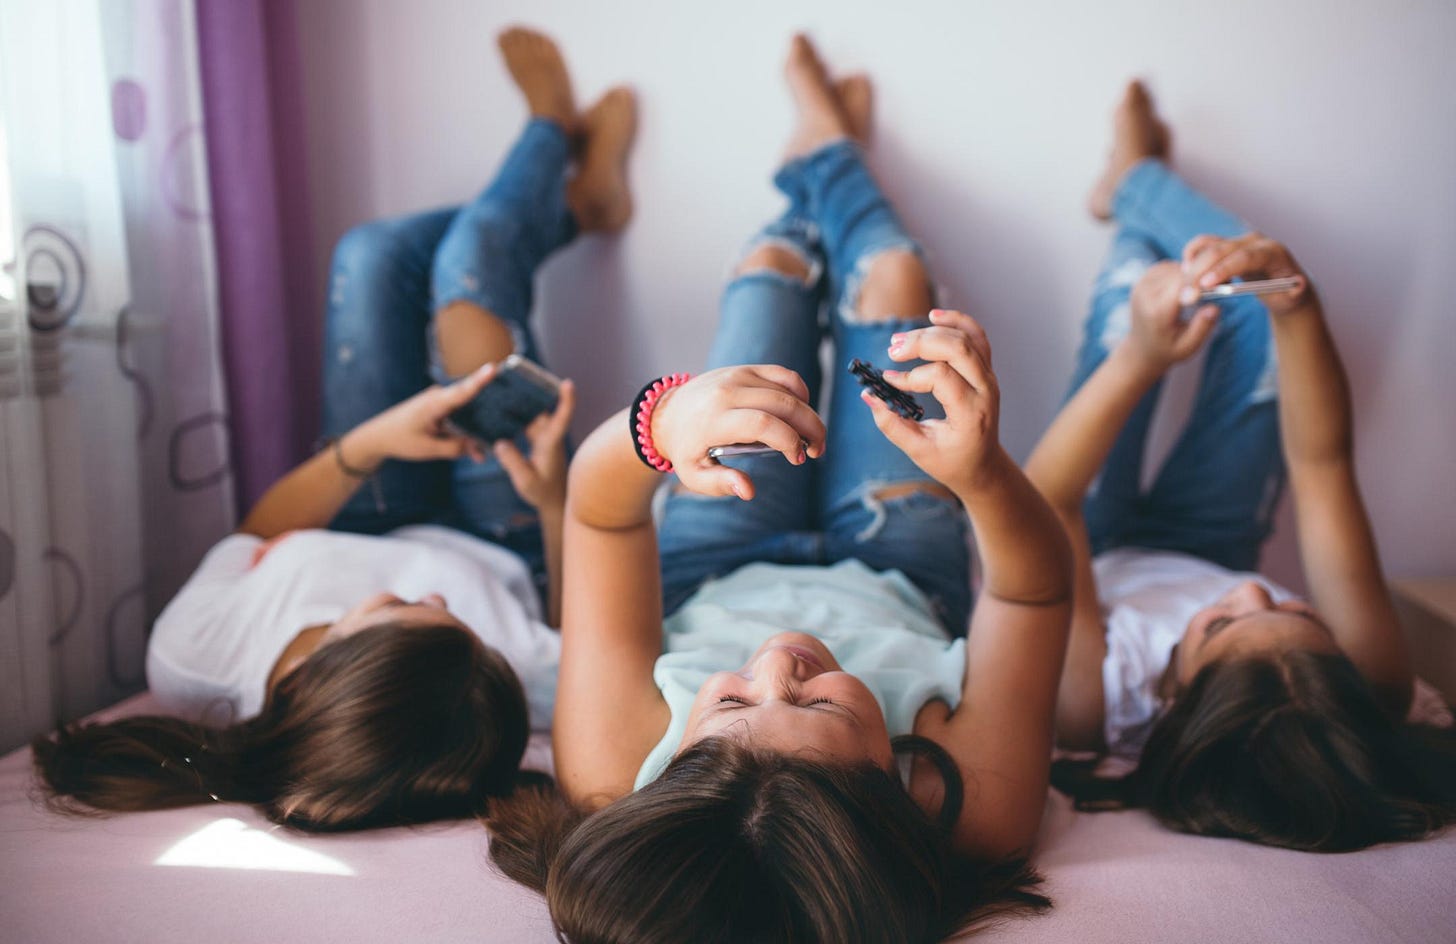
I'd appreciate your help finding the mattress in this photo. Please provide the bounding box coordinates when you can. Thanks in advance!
[3,694,1453,944]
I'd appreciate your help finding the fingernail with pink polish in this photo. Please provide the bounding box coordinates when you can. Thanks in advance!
[1179,286,1198,306]
[1199,272,1219,288]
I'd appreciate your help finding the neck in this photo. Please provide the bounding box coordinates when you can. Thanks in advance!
[267,623,331,692]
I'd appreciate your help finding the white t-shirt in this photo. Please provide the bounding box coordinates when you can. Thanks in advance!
[1095,547,1296,757]
[146,525,560,729]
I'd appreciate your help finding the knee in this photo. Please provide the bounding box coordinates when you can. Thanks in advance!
[734,244,814,284]
[853,249,933,322]
[331,221,411,279]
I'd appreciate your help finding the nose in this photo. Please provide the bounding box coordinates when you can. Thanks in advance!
[363,591,404,611]
[420,593,447,609]
[1227,580,1274,614]
[750,647,814,693]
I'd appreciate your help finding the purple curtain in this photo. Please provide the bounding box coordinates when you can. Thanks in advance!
[196,0,317,513]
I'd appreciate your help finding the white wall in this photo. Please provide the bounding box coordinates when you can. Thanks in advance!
[292,0,1456,588]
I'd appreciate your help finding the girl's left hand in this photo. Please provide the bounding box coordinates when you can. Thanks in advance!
[492,380,576,511]
[1181,232,1312,317]
[871,309,1004,495]
[350,364,497,466]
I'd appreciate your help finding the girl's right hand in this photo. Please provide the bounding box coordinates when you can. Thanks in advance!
[650,365,826,500]
[873,309,1004,495]
[1125,260,1221,373]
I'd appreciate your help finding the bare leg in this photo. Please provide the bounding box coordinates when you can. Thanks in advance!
[497,26,577,131]
[781,35,855,163]
[835,75,873,146]
[1087,79,1170,221]
[567,88,637,232]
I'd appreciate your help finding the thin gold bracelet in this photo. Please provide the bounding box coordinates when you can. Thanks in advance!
[330,436,375,478]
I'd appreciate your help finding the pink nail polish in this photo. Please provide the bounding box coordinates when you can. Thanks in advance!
[1199,272,1218,288]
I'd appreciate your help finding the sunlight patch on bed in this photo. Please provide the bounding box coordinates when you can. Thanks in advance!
[154,818,355,875]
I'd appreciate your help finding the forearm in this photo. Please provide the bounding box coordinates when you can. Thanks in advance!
[958,449,1073,605]
[1024,342,1162,511]
[237,429,379,538]
[566,408,663,532]
[538,504,565,627]
[1270,298,1354,467]
[1051,505,1110,749]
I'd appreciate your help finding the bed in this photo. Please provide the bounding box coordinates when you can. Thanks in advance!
[3,693,1453,943]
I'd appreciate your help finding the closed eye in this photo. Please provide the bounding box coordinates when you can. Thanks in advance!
[805,697,834,707]
[1204,615,1235,639]
[717,695,750,706]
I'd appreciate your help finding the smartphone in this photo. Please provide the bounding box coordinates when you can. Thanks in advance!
[707,441,808,460]
[848,358,924,421]
[1198,276,1303,302]
[449,354,561,443]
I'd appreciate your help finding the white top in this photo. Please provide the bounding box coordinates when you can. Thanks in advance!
[146,526,560,729]
[1096,547,1296,757]
[635,560,966,789]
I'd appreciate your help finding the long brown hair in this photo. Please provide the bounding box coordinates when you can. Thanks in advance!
[485,734,1048,943]
[32,621,531,831]
[1052,650,1456,851]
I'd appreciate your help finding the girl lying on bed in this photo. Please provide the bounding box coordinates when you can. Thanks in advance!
[1031,82,1456,851]
[482,36,1071,942]
[31,29,635,832]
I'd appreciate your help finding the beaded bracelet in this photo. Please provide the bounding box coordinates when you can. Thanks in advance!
[630,373,693,472]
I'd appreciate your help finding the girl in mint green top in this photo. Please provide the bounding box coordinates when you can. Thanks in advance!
[636,560,968,788]
[483,37,1073,944]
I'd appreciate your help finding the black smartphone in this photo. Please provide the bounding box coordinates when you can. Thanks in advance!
[449,354,562,442]
[847,358,924,421]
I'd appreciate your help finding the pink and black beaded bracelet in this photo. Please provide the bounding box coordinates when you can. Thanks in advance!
[630,373,693,472]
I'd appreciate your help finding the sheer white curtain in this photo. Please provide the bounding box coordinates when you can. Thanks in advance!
[0,0,233,751]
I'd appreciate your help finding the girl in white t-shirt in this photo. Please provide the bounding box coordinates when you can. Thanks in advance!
[31,29,633,831]
[1028,82,1456,851]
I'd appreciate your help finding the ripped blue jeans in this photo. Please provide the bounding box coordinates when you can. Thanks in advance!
[657,141,973,636]
[319,118,577,597]
[1071,158,1286,571]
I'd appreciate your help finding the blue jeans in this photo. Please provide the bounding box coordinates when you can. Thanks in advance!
[1070,159,1285,571]
[657,141,973,636]
[319,119,578,596]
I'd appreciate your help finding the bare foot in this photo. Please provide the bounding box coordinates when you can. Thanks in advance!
[836,75,873,145]
[498,27,577,131]
[567,87,636,232]
[782,34,853,162]
[1087,80,1170,221]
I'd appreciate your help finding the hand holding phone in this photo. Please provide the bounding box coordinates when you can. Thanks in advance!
[449,354,562,443]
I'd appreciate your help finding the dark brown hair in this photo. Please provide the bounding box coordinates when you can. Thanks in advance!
[485,734,1048,943]
[1052,650,1456,851]
[32,621,530,831]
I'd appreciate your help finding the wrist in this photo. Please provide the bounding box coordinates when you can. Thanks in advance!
[647,386,681,461]
[953,446,1016,500]
[339,425,387,473]
[631,373,692,472]
[1110,339,1169,385]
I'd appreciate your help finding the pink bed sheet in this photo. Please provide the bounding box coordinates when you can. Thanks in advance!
[2,694,1452,943]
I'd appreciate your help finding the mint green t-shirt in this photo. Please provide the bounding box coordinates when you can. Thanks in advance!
[635,559,967,789]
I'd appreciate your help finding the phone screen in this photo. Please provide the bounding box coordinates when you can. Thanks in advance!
[449,356,561,442]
